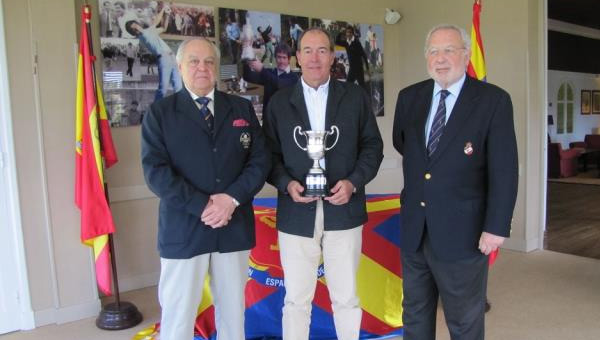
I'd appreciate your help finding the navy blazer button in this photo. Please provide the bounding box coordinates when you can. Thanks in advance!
[425,173,431,180]
[216,178,221,183]
[420,201,426,207]
[213,148,217,152]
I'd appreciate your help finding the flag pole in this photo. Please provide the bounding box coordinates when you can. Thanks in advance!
[82,4,142,330]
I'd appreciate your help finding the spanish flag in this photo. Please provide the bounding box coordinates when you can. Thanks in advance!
[75,5,118,296]
[467,0,499,266]
[467,0,486,81]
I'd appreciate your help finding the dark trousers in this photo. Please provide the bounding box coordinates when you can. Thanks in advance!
[401,234,488,340]
[126,57,134,76]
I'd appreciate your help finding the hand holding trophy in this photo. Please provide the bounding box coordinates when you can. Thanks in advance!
[293,125,339,197]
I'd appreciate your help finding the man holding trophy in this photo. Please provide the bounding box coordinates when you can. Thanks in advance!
[262,28,383,340]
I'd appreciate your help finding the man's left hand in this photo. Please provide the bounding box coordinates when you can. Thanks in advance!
[324,180,354,205]
[201,193,236,228]
[478,232,505,255]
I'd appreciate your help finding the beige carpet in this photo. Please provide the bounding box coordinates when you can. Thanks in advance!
[2,250,599,340]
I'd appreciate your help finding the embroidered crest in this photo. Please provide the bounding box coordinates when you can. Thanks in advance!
[240,132,251,149]
[464,142,474,156]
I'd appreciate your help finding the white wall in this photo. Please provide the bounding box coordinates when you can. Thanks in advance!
[548,70,600,148]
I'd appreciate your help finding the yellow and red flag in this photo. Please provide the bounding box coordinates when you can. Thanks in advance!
[467,0,487,81]
[75,5,118,296]
[467,0,499,266]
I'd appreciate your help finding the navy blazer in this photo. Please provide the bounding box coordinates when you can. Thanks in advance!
[263,79,383,237]
[242,64,299,110]
[393,76,518,261]
[141,88,270,259]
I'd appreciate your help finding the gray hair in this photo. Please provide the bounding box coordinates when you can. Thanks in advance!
[297,27,334,52]
[424,24,471,56]
[175,37,221,64]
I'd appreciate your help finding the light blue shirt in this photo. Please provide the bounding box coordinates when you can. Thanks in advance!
[226,23,240,40]
[425,74,466,144]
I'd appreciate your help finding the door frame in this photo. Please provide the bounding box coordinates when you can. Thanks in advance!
[0,0,35,332]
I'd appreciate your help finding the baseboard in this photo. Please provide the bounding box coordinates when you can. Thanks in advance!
[118,271,160,292]
[503,237,540,253]
[34,299,101,326]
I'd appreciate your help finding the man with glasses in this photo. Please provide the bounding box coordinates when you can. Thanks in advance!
[141,38,270,340]
[392,24,518,340]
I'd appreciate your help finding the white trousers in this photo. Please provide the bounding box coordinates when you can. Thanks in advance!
[279,200,363,340]
[158,250,250,340]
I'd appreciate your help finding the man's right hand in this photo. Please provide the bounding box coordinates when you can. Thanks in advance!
[248,60,264,72]
[287,180,318,203]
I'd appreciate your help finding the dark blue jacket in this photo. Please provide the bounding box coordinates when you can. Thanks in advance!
[142,88,270,259]
[393,76,518,261]
[242,64,299,110]
[263,80,383,237]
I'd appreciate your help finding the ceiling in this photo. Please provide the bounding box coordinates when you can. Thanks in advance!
[548,0,600,30]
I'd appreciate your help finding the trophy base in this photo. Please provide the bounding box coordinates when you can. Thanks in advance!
[304,188,328,198]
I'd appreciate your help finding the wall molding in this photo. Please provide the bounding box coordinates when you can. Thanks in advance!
[503,236,539,253]
[34,299,100,327]
[109,185,156,203]
[119,271,160,293]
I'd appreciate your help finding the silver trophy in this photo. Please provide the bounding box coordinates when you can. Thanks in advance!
[293,125,340,197]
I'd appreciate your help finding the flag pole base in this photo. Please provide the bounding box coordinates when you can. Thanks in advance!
[96,301,143,330]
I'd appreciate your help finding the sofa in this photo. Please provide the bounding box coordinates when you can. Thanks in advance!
[569,134,600,150]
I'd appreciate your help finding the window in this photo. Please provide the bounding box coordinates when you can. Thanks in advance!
[556,82,574,134]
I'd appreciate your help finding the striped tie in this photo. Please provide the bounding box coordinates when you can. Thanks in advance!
[195,97,213,132]
[427,90,450,157]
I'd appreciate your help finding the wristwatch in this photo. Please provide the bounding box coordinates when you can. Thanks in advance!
[232,197,240,207]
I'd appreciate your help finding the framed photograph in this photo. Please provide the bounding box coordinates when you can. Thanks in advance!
[593,90,600,114]
[581,90,591,114]
[581,90,592,115]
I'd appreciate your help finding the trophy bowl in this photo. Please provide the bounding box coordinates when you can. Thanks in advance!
[293,125,339,197]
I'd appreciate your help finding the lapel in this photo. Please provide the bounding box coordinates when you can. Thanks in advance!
[213,90,233,137]
[428,76,479,166]
[289,81,312,130]
[413,80,434,159]
[175,88,210,134]
[325,80,345,131]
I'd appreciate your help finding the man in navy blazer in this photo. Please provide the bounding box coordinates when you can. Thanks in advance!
[263,28,383,339]
[242,43,299,110]
[393,25,518,340]
[141,38,269,340]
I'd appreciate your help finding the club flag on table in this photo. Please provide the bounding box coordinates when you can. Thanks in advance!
[467,0,499,266]
[75,5,118,296]
[134,195,404,339]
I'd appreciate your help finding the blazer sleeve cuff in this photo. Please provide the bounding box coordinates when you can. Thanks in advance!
[185,192,210,218]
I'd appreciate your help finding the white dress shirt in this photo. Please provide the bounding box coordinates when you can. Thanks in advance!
[301,76,330,169]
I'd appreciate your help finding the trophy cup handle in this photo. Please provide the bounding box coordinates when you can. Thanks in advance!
[293,126,307,151]
[325,125,339,151]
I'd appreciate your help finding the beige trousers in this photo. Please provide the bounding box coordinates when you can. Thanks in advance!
[278,200,363,340]
[158,250,250,340]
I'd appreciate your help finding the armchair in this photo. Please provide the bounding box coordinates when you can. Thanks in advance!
[548,142,581,178]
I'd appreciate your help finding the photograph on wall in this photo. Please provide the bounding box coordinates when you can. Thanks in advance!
[98,0,216,127]
[592,90,600,114]
[219,8,299,123]
[311,18,385,116]
[581,90,591,115]
[281,14,309,56]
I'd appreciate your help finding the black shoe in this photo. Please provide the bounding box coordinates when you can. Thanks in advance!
[485,299,491,313]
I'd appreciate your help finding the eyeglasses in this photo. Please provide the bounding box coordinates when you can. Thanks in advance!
[426,46,466,58]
